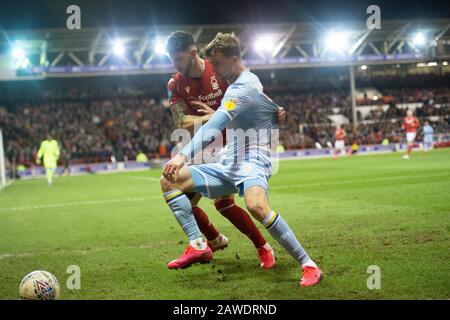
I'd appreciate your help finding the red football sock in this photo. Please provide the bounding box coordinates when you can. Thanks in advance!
[192,206,220,241]
[215,199,266,249]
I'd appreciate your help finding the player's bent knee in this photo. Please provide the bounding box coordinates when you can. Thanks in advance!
[245,200,267,220]
[160,175,174,192]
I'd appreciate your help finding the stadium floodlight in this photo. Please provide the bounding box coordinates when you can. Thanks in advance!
[12,46,25,60]
[11,44,31,69]
[360,65,367,70]
[412,32,426,47]
[443,61,448,66]
[113,40,125,56]
[154,39,167,55]
[324,31,351,53]
[254,35,275,54]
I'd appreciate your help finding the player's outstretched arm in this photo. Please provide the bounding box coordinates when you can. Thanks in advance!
[179,110,229,162]
[163,111,228,180]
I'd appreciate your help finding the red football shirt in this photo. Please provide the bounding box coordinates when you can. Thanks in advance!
[335,128,346,141]
[167,59,228,115]
[403,116,420,133]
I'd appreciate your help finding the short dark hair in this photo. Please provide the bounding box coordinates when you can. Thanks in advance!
[205,33,241,58]
[165,31,195,54]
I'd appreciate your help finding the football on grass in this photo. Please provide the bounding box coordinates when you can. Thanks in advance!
[19,270,60,300]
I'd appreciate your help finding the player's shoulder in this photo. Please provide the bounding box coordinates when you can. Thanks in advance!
[203,59,214,72]
[239,70,260,84]
[226,71,260,95]
[167,72,183,88]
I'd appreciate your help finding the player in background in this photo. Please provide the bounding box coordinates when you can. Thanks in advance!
[161,33,322,287]
[422,121,434,152]
[36,133,60,186]
[333,124,346,159]
[164,31,282,269]
[402,110,420,159]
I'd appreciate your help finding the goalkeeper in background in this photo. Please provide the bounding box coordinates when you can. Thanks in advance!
[36,133,60,186]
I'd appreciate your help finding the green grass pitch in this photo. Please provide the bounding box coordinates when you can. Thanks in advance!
[1,149,449,299]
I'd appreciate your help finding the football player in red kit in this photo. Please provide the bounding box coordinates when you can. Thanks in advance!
[333,124,347,159]
[163,31,285,269]
[402,110,420,159]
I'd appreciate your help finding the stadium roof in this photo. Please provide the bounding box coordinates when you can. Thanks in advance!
[1,19,449,78]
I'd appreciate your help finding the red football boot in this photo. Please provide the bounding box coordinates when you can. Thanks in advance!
[167,245,213,269]
[300,266,323,287]
[258,245,276,269]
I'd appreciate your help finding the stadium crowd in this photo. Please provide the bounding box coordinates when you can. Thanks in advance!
[1,74,449,166]
[1,85,174,165]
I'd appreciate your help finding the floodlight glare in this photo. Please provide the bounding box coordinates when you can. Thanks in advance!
[113,41,125,56]
[413,32,426,47]
[254,35,275,53]
[154,40,167,55]
[12,47,25,60]
[324,31,351,52]
[360,65,367,70]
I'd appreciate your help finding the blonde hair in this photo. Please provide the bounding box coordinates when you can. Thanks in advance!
[205,32,241,58]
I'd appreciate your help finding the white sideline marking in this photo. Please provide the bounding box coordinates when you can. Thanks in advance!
[271,172,450,190]
[0,196,159,213]
[0,172,448,213]
[0,243,170,260]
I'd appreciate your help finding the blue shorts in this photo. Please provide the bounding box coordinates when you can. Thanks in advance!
[188,162,270,199]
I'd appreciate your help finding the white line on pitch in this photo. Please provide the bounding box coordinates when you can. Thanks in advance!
[0,242,172,260]
[1,172,448,213]
[271,172,450,190]
[0,196,160,213]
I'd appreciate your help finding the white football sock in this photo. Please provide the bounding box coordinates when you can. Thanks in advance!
[208,234,223,246]
[302,259,318,268]
[190,237,207,250]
